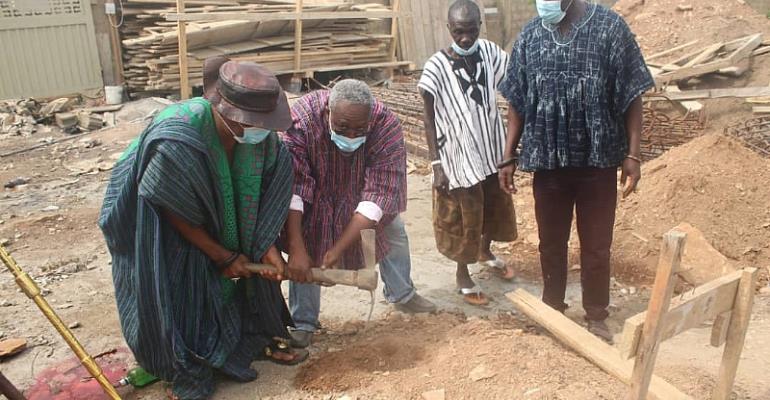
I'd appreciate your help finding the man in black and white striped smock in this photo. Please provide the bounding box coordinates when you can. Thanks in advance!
[418,0,517,307]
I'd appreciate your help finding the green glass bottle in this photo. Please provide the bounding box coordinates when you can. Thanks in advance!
[118,367,159,388]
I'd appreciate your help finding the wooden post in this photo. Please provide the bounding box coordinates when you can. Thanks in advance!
[293,0,303,71]
[629,230,687,400]
[176,0,190,100]
[389,0,400,62]
[712,268,758,400]
[105,0,124,85]
[384,0,401,80]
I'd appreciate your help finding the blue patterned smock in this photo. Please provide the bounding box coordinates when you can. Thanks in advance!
[499,4,654,172]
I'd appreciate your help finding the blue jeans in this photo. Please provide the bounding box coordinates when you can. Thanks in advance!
[289,215,416,332]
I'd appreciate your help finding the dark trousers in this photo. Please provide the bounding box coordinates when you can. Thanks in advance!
[533,167,617,321]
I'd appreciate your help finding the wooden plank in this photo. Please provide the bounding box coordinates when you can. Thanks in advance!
[397,0,415,64]
[727,33,763,63]
[753,106,770,114]
[389,0,400,62]
[710,311,732,347]
[619,270,743,360]
[681,43,724,68]
[665,85,703,113]
[645,40,699,61]
[629,231,686,400]
[655,58,734,85]
[507,289,692,400]
[176,0,190,100]
[646,86,770,101]
[713,268,758,400]
[166,10,400,22]
[753,46,770,57]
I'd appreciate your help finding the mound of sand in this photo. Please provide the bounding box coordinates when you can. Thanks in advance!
[613,134,770,285]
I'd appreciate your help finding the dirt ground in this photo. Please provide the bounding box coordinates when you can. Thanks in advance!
[0,119,769,399]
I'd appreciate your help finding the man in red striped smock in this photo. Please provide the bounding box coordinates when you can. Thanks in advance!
[281,79,437,348]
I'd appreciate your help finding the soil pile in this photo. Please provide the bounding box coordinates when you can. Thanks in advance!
[614,134,770,285]
[296,312,629,399]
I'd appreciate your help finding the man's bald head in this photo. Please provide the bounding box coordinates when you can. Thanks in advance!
[448,0,481,24]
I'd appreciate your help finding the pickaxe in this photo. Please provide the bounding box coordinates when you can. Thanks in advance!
[246,229,378,291]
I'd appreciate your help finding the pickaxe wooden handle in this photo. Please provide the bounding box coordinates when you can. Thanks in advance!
[245,229,379,291]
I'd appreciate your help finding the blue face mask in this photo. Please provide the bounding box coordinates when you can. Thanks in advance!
[536,0,571,25]
[329,114,366,153]
[218,113,271,145]
[451,40,479,57]
[237,127,271,145]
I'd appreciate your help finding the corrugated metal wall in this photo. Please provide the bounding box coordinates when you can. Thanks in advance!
[0,0,103,99]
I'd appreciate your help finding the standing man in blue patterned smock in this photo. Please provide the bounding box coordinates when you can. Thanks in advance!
[498,0,654,342]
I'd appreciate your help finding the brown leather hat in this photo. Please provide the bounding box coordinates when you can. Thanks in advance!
[203,56,292,131]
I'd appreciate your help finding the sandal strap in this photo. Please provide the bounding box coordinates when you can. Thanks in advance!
[480,258,506,270]
[459,285,483,296]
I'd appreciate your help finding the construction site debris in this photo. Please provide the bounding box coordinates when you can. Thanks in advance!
[77,112,104,131]
[614,0,770,127]
[0,338,27,359]
[55,113,79,132]
[3,177,30,189]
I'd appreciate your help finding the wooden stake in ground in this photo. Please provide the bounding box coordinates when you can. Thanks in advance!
[713,268,758,400]
[629,230,686,400]
[176,0,190,100]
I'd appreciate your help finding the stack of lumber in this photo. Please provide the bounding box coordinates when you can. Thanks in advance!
[120,1,395,95]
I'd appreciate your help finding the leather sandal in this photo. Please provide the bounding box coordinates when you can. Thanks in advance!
[259,337,309,366]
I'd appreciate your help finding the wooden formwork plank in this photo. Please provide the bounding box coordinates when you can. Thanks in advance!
[619,270,743,360]
[507,289,692,400]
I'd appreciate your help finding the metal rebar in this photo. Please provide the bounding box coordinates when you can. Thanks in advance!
[0,245,122,400]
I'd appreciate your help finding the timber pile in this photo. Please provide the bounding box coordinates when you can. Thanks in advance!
[646,34,770,87]
[120,1,395,95]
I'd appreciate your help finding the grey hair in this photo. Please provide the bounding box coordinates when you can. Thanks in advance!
[329,79,373,113]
